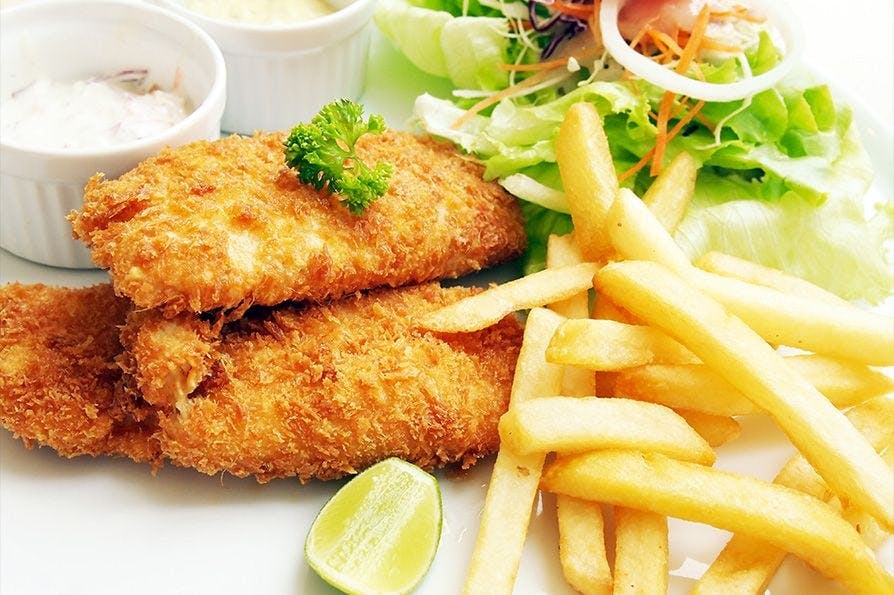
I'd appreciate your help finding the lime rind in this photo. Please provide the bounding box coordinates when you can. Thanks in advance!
[305,458,443,595]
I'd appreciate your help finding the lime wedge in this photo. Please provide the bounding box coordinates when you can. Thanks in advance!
[305,458,442,594]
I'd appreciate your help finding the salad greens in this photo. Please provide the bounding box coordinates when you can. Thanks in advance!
[374,0,892,302]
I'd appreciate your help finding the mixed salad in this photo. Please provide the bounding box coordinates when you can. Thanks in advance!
[375,0,892,302]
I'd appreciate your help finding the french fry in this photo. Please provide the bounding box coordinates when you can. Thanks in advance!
[463,308,565,595]
[615,160,684,591]
[692,396,894,594]
[561,365,597,398]
[418,262,599,333]
[540,450,894,595]
[596,260,894,529]
[692,270,894,367]
[589,277,637,399]
[546,232,586,270]
[546,233,592,320]
[593,371,619,397]
[545,233,597,396]
[613,355,893,417]
[841,448,894,550]
[606,187,692,275]
[547,318,699,370]
[556,496,613,595]
[674,409,742,447]
[695,251,850,306]
[641,150,698,232]
[544,231,610,595]
[689,463,827,595]
[591,295,638,325]
[555,102,618,261]
[605,187,894,366]
[790,354,894,403]
[498,396,715,465]
[612,507,669,595]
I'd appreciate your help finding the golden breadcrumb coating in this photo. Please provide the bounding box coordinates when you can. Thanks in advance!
[160,283,523,481]
[1,283,523,482]
[71,130,526,315]
[0,283,160,464]
[118,310,218,411]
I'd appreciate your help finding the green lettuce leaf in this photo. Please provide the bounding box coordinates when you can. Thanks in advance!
[441,18,510,90]
[520,201,573,275]
[374,0,452,77]
[399,6,890,303]
[675,172,892,303]
[374,0,509,90]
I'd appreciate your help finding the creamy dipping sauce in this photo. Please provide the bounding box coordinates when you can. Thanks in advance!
[0,70,189,151]
[179,0,335,24]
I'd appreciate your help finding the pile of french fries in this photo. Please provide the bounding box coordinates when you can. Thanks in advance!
[419,102,894,594]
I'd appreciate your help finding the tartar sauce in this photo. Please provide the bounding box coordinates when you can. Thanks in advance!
[0,71,189,151]
[179,0,335,25]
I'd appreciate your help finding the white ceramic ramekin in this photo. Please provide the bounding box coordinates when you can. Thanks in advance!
[0,0,226,269]
[151,0,377,134]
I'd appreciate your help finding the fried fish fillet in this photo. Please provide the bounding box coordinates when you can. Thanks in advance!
[159,283,523,481]
[0,284,159,464]
[118,309,219,410]
[70,130,526,315]
[1,282,523,482]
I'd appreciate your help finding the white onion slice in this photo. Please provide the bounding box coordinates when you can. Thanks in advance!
[500,173,570,213]
[599,0,804,102]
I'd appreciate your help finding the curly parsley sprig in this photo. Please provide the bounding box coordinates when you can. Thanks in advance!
[284,99,394,215]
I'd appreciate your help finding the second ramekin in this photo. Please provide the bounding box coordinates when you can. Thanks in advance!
[152,0,377,134]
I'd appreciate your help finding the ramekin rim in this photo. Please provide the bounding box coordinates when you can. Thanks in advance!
[0,0,227,161]
[152,0,377,37]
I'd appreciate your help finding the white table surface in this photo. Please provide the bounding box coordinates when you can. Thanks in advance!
[789,0,893,127]
[1,2,892,595]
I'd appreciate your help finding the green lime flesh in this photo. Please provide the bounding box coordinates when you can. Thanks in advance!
[305,458,443,594]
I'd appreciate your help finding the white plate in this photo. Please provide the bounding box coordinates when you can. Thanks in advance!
[1,28,892,595]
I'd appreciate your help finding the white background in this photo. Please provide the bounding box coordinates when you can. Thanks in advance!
[1,1,892,594]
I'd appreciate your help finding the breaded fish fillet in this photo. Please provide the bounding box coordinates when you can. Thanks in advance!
[0,284,159,464]
[70,130,526,315]
[1,283,523,482]
[118,309,219,410]
[159,283,522,481]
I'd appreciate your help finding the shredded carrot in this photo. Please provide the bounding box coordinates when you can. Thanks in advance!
[618,151,654,183]
[623,76,642,98]
[648,3,711,175]
[649,96,689,124]
[499,58,569,72]
[676,4,712,74]
[450,69,557,130]
[628,25,651,51]
[693,110,716,131]
[681,96,714,130]
[499,48,601,72]
[550,0,595,20]
[650,90,676,175]
[508,19,536,31]
[673,99,706,132]
[620,99,706,182]
[670,97,692,120]
[619,3,737,178]
[647,29,684,58]
[645,30,672,56]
